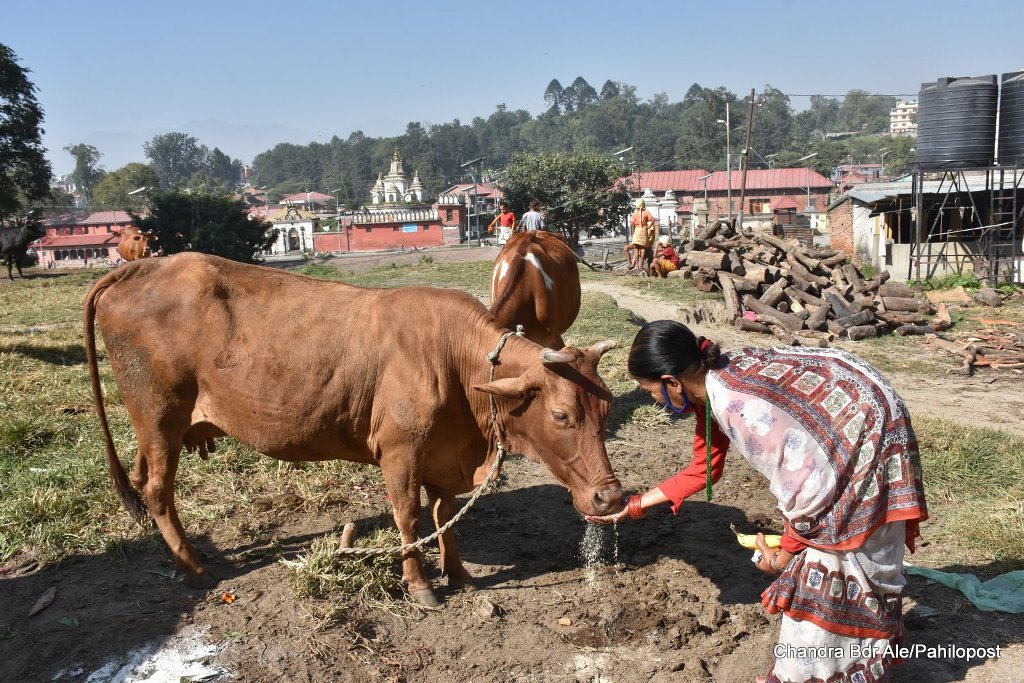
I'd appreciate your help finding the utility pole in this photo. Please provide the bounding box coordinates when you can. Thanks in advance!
[460,156,486,247]
[717,103,732,224]
[736,88,757,233]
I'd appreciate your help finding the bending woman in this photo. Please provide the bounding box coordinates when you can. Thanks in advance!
[588,320,927,683]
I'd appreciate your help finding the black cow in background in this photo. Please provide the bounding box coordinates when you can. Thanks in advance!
[0,215,45,280]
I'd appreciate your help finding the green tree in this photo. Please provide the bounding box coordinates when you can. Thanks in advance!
[748,85,792,158]
[93,162,161,208]
[132,191,274,263]
[0,44,52,220]
[63,143,106,202]
[205,147,241,190]
[144,132,210,188]
[543,79,564,115]
[499,151,631,248]
[599,80,621,101]
[564,76,598,112]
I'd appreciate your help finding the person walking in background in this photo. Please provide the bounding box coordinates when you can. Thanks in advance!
[518,199,546,232]
[587,320,927,683]
[488,201,516,246]
[650,235,680,277]
[624,199,656,271]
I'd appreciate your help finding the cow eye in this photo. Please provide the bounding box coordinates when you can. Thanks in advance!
[552,411,568,423]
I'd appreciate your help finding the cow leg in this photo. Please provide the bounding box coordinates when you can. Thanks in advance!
[425,484,474,590]
[133,430,216,589]
[380,462,438,606]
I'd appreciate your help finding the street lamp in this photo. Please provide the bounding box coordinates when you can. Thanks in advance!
[698,172,713,241]
[878,148,889,179]
[716,102,732,223]
[797,152,819,213]
[460,156,486,247]
[614,147,634,235]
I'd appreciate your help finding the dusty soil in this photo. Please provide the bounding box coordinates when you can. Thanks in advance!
[2,252,1022,683]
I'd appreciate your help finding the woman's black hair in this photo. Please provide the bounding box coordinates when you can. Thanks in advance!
[627,320,722,380]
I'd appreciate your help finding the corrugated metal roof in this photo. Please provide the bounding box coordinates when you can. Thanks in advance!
[282,191,333,202]
[81,211,134,225]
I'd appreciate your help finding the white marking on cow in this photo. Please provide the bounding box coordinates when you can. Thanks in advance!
[524,253,554,291]
[497,258,510,282]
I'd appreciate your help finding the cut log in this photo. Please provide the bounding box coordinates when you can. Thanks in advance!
[786,287,826,308]
[787,258,831,287]
[720,274,741,324]
[736,318,773,334]
[821,253,849,268]
[792,249,823,273]
[718,272,760,294]
[974,288,1003,307]
[846,325,878,341]
[759,279,788,307]
[686,251,728,270]
[777,301,791,314]
[878,282,916,298]
[805,248,838,259]
[794,335,829,348]
[860,271,892,294]
[743,295,805,331]
[880,296,924,312]
[740,261,771,284]
[755,232,797,254]
[895,325,933,336]
[765,323,798,345]
[841,264,864,290]
[826,292,855,319]
[834,309,876,329]
[693,269,717,292]
[806,305,830,331]
[727,250,746,275]
[877,312,928,327]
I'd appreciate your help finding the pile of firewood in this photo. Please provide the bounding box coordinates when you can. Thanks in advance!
[929,322,1024,375]
[674,220,948,347]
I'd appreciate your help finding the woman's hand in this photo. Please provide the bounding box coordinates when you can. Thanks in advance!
[754,533,792,576]
[584,507,629,525]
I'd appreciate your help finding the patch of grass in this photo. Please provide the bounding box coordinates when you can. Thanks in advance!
[287,528,406,602]
[580,269,717,305]
[915,416,1024,571]
[912,272,983,292]
[298,259,493,294]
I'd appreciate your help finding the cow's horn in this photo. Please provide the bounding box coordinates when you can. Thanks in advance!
[540,348,575,365]
[588,339,618,358]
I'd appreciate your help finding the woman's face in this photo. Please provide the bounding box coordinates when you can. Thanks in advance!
[636,377,663,404]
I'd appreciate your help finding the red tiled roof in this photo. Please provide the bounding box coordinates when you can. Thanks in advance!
[703,169,834,192]
[42,210,135,226]
[626,170,712,193]
[442,183,503,199]
[39,234,119,248]
[772,197,800,210]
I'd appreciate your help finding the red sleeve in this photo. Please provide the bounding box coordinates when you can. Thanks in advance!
[781,534,808,553]
[656,404,730,514]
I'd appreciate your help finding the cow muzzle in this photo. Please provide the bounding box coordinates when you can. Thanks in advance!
[584,482,624,516]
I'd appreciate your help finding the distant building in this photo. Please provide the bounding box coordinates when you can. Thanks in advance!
[265,206,318,255]
[35,210,135,267]
[890,100,918,136]
[313,148,444,252]
[281,191,334,212]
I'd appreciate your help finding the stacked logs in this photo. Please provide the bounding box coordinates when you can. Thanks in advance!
[674,220,947,346]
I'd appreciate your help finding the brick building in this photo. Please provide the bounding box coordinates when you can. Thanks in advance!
[35,210,135,267]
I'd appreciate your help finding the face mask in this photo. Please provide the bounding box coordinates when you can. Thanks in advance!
[660,380,693,415]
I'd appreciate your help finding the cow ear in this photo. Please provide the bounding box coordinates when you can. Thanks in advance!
[473,377,528,398]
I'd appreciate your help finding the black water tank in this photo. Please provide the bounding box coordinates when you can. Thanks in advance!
[999,71,1024,166]
[917,75,998,170]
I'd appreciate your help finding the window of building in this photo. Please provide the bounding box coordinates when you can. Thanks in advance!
[445,209,453,221]
[749,198,771,214]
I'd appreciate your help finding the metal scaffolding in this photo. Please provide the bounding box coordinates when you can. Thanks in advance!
[909,163,1023,283]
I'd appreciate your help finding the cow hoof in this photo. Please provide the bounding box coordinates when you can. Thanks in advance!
[410,588,440,607]
[183,569,218,589]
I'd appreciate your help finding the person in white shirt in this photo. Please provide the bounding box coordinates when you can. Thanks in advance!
[518,200,545,232]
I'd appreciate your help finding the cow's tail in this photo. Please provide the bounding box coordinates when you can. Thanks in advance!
[489,252,527,325]
[83,269,148,521]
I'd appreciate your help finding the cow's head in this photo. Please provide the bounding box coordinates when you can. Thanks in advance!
[473,340,624,516]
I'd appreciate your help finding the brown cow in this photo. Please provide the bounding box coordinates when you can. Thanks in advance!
[84,253,622,606]
[489,231,582,348]
[116,225,156,261]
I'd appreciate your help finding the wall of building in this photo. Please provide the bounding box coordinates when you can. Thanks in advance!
[313,221,444,252]
[826,199,854,257]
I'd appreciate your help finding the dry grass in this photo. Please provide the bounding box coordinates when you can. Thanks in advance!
[914,416,1024,572]
[286,527,406,601]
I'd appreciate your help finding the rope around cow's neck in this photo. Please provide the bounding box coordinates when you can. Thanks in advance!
[335,325,525,558]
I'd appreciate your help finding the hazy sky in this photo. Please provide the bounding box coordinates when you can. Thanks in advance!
[6,0,1023,175]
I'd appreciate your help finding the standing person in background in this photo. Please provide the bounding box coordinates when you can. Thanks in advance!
[624,199,656,271]
[488,202,516,246]
[518,199,546,233]
[587,320,927,683]
[650,235,680,277]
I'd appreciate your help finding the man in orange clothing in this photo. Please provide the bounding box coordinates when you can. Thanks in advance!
[624,199,656,271]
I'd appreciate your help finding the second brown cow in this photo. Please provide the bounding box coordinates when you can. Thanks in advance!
[489,231,582,348]
[116,225,156,261]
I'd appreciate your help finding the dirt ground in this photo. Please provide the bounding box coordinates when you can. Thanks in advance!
[2,250,1022,683]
